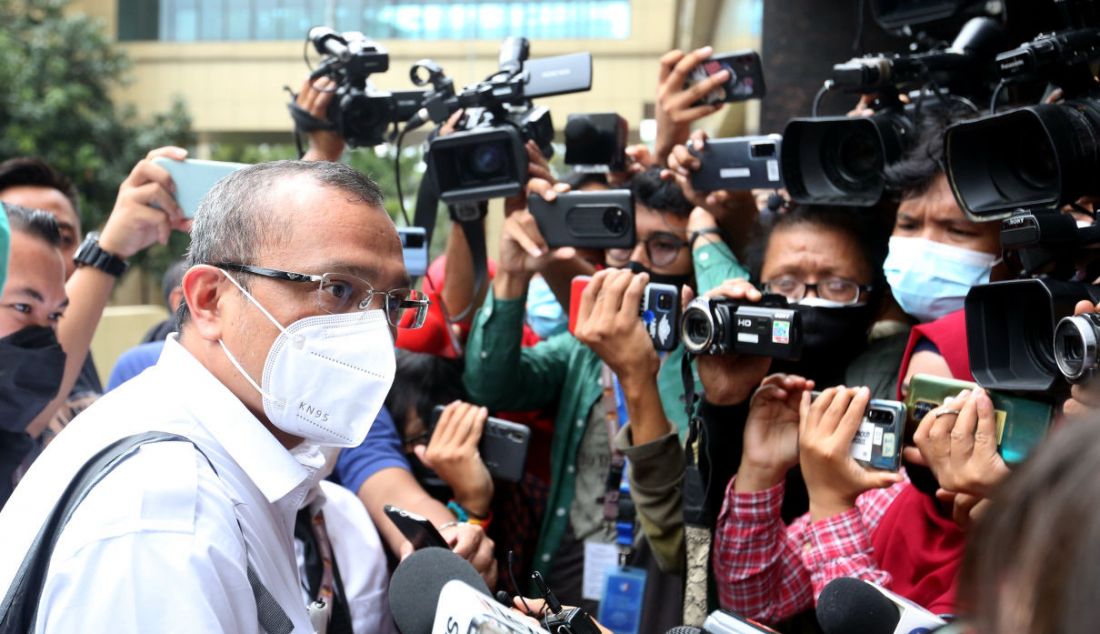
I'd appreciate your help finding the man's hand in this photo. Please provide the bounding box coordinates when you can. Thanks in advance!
[1064,300,1100,419]
[934,489,991,530]
[504,141,556,216]
[903,388,1010,498]
[654,46,728,164]
[799,387,904,522]
[736,374,814,493]
[688,280,773,406]
[399,522,499,588]
[296,76,345,162]
[574,268,659,385]
[414,401,494,517]
[98,147,190,259]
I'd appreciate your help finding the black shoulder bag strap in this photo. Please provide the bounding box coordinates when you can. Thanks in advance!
[0,431,294,634]
[680,353,712,627]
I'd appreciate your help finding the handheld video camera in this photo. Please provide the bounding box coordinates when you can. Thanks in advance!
[302,27,425,148]
[680,294,803,360]
[415,38,593,204]
[781,16,1006,206]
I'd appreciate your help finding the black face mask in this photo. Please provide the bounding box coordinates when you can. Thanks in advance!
[0,325,67,434]
[626,261,693,291]
[772,302,876,387]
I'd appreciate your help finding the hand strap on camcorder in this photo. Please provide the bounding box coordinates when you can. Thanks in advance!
[680,351,711,627]
[0,432,295,634]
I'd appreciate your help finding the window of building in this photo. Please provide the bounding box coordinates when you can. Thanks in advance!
[117,0,631,42]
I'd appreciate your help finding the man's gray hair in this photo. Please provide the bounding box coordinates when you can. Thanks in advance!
[178,160,385,324]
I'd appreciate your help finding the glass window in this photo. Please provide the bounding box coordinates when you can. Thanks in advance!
[119,0,632,42]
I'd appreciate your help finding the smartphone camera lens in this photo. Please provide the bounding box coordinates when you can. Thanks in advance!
[657,293,673,311]
[602,206,627,235]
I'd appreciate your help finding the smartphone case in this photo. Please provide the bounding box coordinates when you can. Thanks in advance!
[905,374,1053,465]
[568,275,592,335]
[641,283,680,351]
[848,399,906,471]
[430,406,531,483]
[152,158,248,219]
[383,505,449,550]
[528,190,635,249]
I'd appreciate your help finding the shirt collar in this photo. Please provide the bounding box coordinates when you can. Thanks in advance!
[157,335,319,504]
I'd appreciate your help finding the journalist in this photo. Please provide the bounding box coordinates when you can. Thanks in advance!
[0,205,68,507]
[0,160,417,631]
[0,151,190,443]
[463,168,698,624]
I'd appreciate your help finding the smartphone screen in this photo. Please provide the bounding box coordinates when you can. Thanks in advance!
[686,50,766,106]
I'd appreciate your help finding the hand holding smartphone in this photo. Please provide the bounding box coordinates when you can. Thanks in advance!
[811,390,906,471]
[568,275,680,351]
[685,50,766,106]
[527,190,635,249]
[384,505,450,551]
[151,158,248,218]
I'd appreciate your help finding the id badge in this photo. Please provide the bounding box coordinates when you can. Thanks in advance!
[597,566,647,634]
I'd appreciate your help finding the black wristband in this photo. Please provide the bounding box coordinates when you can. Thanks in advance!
[73,232,128,278]
[689,227,724,249]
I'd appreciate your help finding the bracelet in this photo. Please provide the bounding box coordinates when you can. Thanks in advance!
[447,500,493,529]
[689,227,724,249]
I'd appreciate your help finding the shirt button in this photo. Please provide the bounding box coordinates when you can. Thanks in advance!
[541,553,552,563]
[698,251,710,262]
[567,465,576,474]
[576,418,585,429]
[556,507,566,517]
[480,351,489,360]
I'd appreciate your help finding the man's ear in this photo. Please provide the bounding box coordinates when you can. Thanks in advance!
[182,265,229,342]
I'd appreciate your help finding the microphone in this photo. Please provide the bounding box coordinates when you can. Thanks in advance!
[308,26,350,62]
[815,578,946,634]
[663,610,780,634]
[388,547,547,634]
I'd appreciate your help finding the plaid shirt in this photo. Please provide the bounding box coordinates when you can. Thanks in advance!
[712,474,910,624]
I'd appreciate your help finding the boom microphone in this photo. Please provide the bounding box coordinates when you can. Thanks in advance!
[815,577,946,634]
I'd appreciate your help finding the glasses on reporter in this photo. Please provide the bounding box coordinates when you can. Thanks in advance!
[762,276,872,306]
[607,232,688,268]
[216,263,430,329]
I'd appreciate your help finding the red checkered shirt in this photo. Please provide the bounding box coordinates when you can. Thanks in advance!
[712,473,910,624]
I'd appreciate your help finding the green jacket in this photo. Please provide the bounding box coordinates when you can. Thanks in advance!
[463,241,746,578]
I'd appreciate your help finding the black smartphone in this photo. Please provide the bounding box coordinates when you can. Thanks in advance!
[690,135,783,192]
[642,282,680,351]
[811,391,907,471]
[686,50,766,106]
[430,406,531,483]
[383,505,450,550]
[528,189,635,249]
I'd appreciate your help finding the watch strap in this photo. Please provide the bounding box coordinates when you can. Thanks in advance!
[74,232,128,278]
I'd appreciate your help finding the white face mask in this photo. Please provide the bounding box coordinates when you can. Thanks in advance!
[218,272,396,447]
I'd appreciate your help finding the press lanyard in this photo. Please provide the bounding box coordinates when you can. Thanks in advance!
[599,364,645,562]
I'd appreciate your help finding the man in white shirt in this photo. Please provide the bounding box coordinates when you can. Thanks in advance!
[0,160,437,632]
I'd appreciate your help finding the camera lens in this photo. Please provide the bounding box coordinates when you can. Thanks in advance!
[602,207,627,235]
[830,127,881,188]
[681,306,715,353]
[471,142,506,177]
[657,293,673,311]
[1054,314,1100,382]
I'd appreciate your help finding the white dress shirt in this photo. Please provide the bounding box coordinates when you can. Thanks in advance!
[0,336,324,633]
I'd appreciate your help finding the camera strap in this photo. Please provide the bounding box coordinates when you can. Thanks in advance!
[680,352,712,627]
[0,432,294,634]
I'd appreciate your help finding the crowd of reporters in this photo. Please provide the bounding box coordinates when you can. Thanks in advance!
[3,3,1100,633]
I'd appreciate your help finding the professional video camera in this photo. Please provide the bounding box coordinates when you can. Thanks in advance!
[780,16,1006,206]
[297,27,426,148]
[945,0,1100,394]
[410,38,593,205]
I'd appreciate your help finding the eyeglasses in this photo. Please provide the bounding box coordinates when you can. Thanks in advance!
[214,262,430,329]
[762,275,873,306]
[606,232,689,268]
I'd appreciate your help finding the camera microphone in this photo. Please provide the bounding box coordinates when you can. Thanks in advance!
[308,26,351,62]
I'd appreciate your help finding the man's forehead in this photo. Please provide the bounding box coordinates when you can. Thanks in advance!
[0,186,79,226]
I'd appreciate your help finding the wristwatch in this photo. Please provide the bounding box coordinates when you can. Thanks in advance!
[73,232,129,278]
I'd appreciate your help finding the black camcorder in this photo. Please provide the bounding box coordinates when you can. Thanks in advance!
[418,38,593,204]
[303,27,424,148]
[680,295,803,360]
[564,112,628,173]
[781,16,1006,206]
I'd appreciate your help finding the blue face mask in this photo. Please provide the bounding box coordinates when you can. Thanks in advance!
[884,236,1000,323]
[525,275,568,340]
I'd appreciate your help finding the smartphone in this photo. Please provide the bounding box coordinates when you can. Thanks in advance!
[383,504,450,550]
[905,374,1054,465]
[812,391,906,471]
[528,190,635,249]
[690,135,783,193]
[398,226,428,277]
[430,405,531,483]
[685,50,766,106]
[569,275,680,351]
[152,158,248,219]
